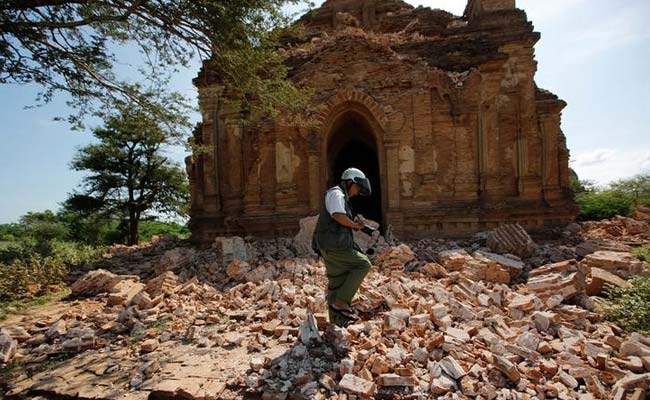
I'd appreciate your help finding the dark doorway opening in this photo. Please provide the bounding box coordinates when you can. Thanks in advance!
[327,111,382,227]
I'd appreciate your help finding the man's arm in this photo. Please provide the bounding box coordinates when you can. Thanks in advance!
[332,213,364,230]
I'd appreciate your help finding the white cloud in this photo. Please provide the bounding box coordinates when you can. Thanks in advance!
[571,148,650,185]
[571,148,615,167]
[563,8,650,62]
[641,156,650,171]
[523,1,650,65]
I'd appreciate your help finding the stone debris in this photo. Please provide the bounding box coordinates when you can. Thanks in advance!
[634,205,650,222]
[486,223,538,258]
[582,216,650,243]
[214,236,249,267]
[339,374,376,398]
[45,318,67,341]
[140,338,159,353]
[1,326,31,343]
[469,251,523,284]
[1,331,18,364]
[293,215,319,257]
[575,239,632,259]
[70,268,139,297]
[374,244,415,270]
[1,215,649,400]
[587,267,632,296]
[298,311,322,345]
[584,251,644,279]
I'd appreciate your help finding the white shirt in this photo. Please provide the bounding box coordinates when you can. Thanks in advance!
[325,186,347,216]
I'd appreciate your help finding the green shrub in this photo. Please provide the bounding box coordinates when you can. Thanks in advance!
[139,220,189,242]
[0,240,102,303]
[575,190,633,221]
[632,246,650,263]
[0,256,68,302]
[602,276,650,334]
[0,224,25,242]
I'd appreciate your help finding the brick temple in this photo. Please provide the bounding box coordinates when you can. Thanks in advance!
[186,0,578,244]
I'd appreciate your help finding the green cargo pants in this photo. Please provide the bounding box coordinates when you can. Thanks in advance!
[321,247,371,327]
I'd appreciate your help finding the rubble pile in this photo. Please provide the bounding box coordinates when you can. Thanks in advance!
[1,220,650,399]
[487,224,538,259]
[582,216,650,244]
[634,206,650,223]
[72,235,305,289]
[2,256,331,398]
[253,247,650,399]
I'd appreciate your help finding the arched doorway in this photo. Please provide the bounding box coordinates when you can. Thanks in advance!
[326,111,383,226]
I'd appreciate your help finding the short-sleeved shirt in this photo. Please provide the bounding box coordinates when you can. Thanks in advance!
[325,186,347,216]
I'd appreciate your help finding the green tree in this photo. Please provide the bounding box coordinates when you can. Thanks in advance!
[569,168,595,195]
[0,223,25,242]
[575,189,633,221]
[610,174,650,208]
[574,173,650,221]
[68,105,188,245]
[0,0,310,128]
[18,210,70,242]
[56,207,119,245]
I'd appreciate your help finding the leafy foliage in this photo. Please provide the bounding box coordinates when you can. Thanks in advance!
[0,0,311,128]
[139,220,190,243]
[610,174,650,208]
[574,173,650,221]
[68,105,189,244]
[575,190,634,221]
[0,224,25,242]
[633,246,650,263]
[603,276,650,335]
[0,239,99,302]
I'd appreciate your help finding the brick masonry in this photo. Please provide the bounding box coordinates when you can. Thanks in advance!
[187,0,578,244]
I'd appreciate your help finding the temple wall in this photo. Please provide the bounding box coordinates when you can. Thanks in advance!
[187,0,578,243]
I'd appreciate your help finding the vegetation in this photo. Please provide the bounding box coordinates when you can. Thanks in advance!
[1,0,315,306]
[572,173,650,221]
[139,220,190,242]
[0,0,311,130]
[0,214,101,302]
[632,246,650,263]
[0,208,188,303]
[67,105,189,245]
[603,276,650,334]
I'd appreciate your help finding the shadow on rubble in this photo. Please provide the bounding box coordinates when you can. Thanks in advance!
[5,234,338,399]
[252,314,351,400]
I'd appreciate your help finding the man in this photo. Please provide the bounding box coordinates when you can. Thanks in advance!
[312,167,373,327]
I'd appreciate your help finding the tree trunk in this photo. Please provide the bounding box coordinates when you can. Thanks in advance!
[128,208,139,245]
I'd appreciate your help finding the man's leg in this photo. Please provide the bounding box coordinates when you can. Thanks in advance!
[322,249,352,326]
[333,248,371,305]
[324,248,371,304]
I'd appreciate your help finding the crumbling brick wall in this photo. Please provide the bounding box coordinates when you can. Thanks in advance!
[187,0,578,244]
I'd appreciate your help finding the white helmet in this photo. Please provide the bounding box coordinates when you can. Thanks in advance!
[341,167,372,196]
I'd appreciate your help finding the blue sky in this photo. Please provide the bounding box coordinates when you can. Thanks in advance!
[1,0,649,223]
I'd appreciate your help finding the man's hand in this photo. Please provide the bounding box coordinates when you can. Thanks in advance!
[332,213,364,230]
